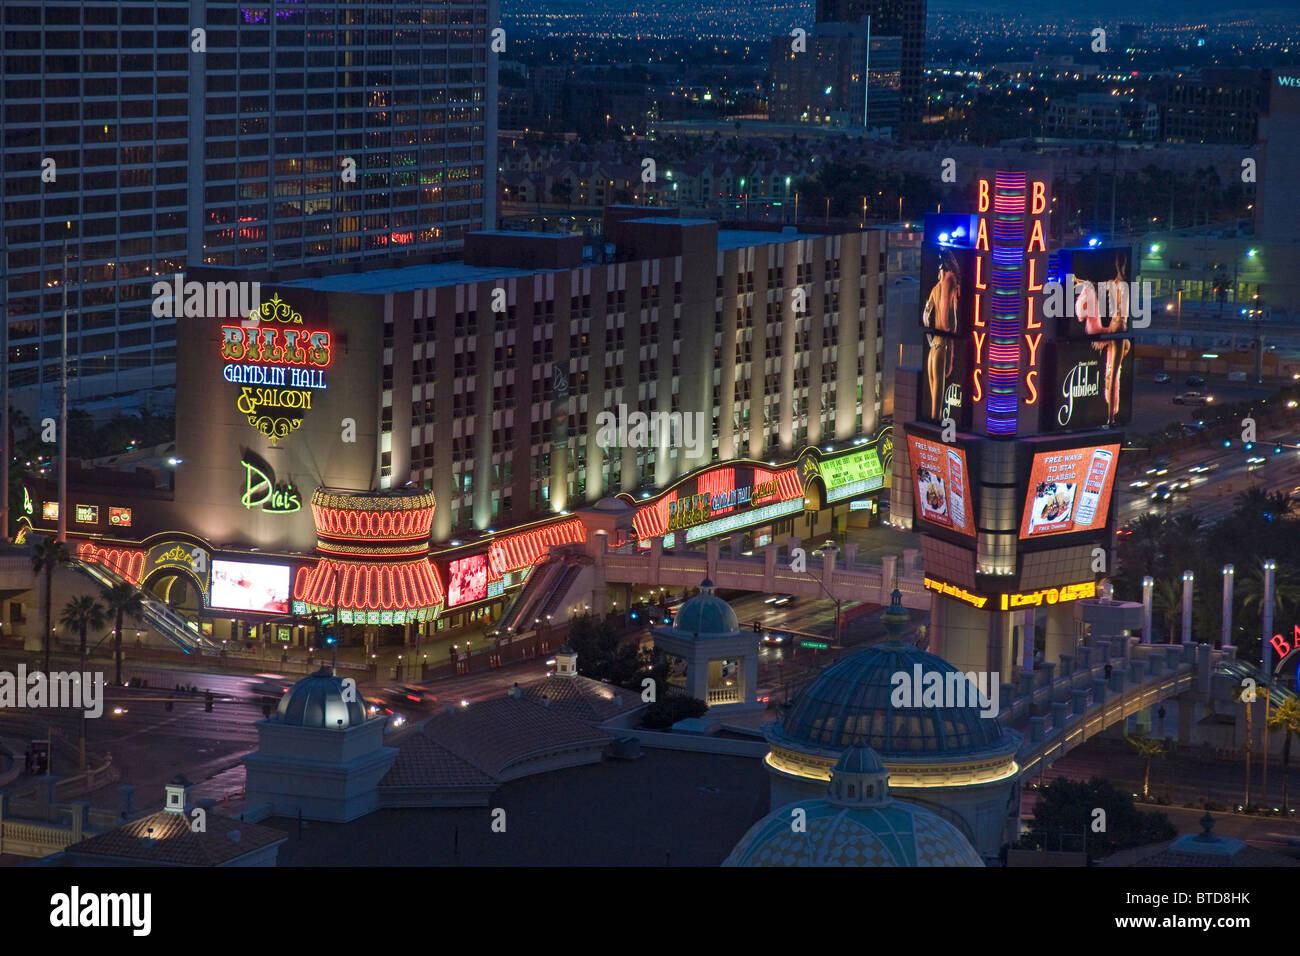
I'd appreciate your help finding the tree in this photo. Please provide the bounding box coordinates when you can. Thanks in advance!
[1026,777,1176,861]
[1127,735,1165,799]
[1152,575,1184,643]
[1268,697,1300,812]
[642,695,708,729]
[565,614,642,688]
[31,536,70,672]
[101,582,145,687]
[60,594,106,667]
[1228,681,1257,806]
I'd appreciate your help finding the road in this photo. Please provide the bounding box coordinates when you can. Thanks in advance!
[1115,420,1300,528]
[0,654,552,809]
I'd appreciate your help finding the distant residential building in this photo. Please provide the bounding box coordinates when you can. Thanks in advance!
[1044,94,1159,141]
[1160,68,1269,145]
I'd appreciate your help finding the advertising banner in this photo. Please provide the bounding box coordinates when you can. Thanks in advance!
[1019,443,1120,539]
[447,554,489,608]
[1044,339,1133,431]
[211,559,290,613]
[918,243,976,428]
[906,433,975,537]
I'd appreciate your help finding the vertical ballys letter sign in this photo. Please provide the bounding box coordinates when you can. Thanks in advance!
[221,293,331,439]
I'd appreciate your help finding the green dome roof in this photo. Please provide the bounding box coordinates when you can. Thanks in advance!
[275,666,369,729]
[723,797,982,867]
[669,580,740,636]
[769,640,1007,758]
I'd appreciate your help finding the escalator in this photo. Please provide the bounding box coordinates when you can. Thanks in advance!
[496,553,589,636]
[72,559,220,656]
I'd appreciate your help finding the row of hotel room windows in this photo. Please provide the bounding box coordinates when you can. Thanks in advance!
[391,400,876,530]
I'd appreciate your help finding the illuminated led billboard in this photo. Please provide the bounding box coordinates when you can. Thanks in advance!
[447,554,489,607]
[211,559,290,613]
[1019,443,1120,539]
[906,433,975,538]
[917,244,975,427]
[1044,339,1133,431]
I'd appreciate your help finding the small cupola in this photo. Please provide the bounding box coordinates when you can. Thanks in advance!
[164,774,194,815]
[555,644,578,677]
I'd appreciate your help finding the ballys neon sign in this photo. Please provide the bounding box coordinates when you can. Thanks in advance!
[240,455,301,514]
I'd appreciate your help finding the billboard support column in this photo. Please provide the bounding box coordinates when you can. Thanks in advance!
[1141,576,1153,643]
[1221,564,1234,651]
[1180,571,1194,644]
[1263,560,1276,678]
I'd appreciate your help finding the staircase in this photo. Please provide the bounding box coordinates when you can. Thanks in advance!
[72,560,220,656]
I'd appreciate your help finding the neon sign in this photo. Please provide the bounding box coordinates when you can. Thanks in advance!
[971,173,1049,437]
[240,454,301,514]
[488,518,587,578]
[668,494,712,531]
[219,293,329,439]
[22,487,32,516]
[923,576,989,609]
[999,581,1095,610]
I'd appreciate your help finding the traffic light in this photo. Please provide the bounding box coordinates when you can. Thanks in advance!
[204,691,213,713]
[753,620,761,633]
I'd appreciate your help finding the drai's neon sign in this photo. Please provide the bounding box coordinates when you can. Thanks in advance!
[240,454,301,514]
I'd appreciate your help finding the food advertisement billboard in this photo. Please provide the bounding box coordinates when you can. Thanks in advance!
[1019,443,1121,539]
[906,433,975,538]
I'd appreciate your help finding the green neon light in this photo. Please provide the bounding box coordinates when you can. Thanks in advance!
[240,458,302,514]
[22,487,33,516]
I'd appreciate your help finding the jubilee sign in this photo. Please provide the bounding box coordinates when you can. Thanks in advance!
[221,293,331,439]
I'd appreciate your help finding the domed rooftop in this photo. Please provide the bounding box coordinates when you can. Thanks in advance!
[667,580,740,636]
[724,743,983,867]
[275,666,369,729]
[770,640,1005,758]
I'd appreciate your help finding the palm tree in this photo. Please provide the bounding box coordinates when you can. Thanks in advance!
[1153,575,1184,643]
[31,536,70,672]
[101,582,145,687]
[1238,560,1300,635]
[1229,682,1257,806]
[1128,734,1165,798]
[1268,697,1300,812]
[60,595,106,667]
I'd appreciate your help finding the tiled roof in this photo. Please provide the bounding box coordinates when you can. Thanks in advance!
[1099,840,1300,867]
[421,696,613,779]
[518,675,642,724]
[66,809,286,866]
[380,732,495,788]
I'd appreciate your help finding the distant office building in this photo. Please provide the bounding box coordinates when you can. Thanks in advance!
[769,24,899,131]
[0,0,496,408]
[1256,70,1300,243]
[1044,94,1159,141]
[815,0,926,127]
[1160,69,1268,145]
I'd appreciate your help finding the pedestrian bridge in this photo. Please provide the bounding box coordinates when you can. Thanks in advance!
[1000,634,1223,779]
[592,535,930,610]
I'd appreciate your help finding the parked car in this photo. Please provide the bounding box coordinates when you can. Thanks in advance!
[1185,375,1206,387]
[1154,370,1171,383]
[1173,391,1214,406]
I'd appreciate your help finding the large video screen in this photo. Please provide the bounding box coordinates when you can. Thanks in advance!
[906,433,975,538]
[211,559,290,613]
[917,244,976,427]
[447,554,488,607]
[1044,339,1133,431]
[1052,247,1135,340]
[1019,443,1121,539]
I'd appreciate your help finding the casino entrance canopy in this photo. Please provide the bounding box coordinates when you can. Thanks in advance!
[293,488,445,623]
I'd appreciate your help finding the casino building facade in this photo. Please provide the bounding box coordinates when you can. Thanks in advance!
[14,209,895,652]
